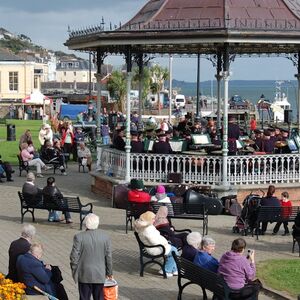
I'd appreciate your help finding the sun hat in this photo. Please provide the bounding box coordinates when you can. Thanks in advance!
[156,185,165,194]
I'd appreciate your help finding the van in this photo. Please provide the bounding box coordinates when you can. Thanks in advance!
[175,94,186,108]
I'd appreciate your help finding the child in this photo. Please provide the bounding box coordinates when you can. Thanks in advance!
[272,191,292,236]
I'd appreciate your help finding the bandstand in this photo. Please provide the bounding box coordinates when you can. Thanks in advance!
[65,0,300,202]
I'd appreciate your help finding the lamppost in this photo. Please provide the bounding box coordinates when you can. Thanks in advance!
[258,94,265,130]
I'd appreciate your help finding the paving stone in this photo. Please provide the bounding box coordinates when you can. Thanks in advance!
[0,163,296,299]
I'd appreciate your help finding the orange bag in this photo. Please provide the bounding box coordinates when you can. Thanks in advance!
[103,279,118,300]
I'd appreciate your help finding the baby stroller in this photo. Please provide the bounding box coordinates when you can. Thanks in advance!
[231,191,264,236]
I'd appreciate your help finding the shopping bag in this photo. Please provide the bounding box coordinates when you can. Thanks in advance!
[103,278,118,300]
[81,158,87,166]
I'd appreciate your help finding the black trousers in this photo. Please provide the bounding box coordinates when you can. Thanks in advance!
[273,221,289,233]
[78,282,104,300]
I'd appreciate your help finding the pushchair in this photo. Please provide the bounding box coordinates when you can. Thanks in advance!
[231,191,263,236]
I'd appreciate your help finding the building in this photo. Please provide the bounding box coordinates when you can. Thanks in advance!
[0,48,48,101]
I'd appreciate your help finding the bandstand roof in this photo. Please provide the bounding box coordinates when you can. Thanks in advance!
[65,0,300,55]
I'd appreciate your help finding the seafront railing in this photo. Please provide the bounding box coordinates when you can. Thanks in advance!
[98,147,300,185]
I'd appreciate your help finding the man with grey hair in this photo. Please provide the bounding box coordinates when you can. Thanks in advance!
[70,213,113,300]
[193,236,219,273]
[7,224,36,281]
[22,172,43,205]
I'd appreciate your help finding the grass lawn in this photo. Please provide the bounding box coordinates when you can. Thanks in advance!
[0,119,43,165]
[257,259,300,297]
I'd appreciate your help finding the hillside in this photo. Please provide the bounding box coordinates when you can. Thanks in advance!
[0,27,79,60]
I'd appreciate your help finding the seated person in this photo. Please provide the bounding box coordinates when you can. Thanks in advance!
[7,224,36,282]
[22,172,43,205]
[0,155,14,182]
[21,142,50,178]
[218,238,261,300]
[193,236,219,273]
[128,179,151,203]
[292,211,300,238]
[41,140,67,175]
[154,206,187,249]
[181,232,202,262]
[134,211,179,278]
[17,242,67,298]
[42,177,72,223]
[151,185,174,216]
[27,140,40,158]
[77,142,92,172]
[260,185,281,234]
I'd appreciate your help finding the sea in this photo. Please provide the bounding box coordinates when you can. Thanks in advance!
[172,79,298,120]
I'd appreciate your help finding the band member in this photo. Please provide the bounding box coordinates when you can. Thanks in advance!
[228,117,240,155]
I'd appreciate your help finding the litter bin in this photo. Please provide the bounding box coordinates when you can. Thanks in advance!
[7,124,16,141]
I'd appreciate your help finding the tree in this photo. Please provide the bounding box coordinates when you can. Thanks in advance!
[149,65,169,114]
[107,70,127,112]
[132,67,151,113]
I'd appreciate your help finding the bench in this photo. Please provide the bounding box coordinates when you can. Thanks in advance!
[172,253,250,300]
[18,191,93,229]
[126,202,152,233]
[152,202,209,236]
[134,231,168,278]
[253,206,300,240]
[17,154,58,176]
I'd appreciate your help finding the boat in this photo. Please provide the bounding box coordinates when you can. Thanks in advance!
[270,81,291,122]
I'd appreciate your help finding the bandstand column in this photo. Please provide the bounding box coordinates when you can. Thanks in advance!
[169,55,173,122]
[125,49,132,182]
[137,53,144,127]
[221,46,230,186]
[95,50,106,141]
[196,53,201,117]
[296,51,300,135]
[215,51,223,137]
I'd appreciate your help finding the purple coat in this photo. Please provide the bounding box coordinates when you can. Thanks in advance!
[218,251,256,289]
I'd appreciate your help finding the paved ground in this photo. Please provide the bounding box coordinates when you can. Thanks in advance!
[0,163,297,299]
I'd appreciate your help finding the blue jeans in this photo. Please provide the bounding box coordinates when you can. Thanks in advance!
[102,135,110,145]
[164,245,178,273]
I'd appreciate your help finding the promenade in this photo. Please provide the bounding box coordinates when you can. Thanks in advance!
[0,163,296,299]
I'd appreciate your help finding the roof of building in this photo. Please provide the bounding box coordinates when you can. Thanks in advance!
[0,48,25,61]
[56,59,96,70]
[65,0,300,55]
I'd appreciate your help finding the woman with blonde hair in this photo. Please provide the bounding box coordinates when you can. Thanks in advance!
[134,211,178,278]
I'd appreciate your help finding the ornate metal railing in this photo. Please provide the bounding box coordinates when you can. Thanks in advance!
[98,147,300,185]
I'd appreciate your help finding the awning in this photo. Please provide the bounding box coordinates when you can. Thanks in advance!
[22,90,52,105]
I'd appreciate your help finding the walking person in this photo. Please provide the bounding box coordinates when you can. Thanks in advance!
[70,213,113,300]
[272,191,292,236]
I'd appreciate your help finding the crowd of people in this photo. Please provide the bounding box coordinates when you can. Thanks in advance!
[16,121,93,178]
[6,213,113,299]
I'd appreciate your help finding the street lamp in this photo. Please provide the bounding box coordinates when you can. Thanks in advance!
[258,94,265,129]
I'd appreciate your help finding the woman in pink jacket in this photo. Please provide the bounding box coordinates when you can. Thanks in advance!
[21,143,50,178]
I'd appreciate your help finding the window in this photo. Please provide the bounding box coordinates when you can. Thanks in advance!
[34,76,38,89]
[74,71,76,76]
[64,72,66,76]
[9,72,18,91]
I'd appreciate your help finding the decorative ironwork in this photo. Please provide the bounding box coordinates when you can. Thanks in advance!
[286,53,299,67]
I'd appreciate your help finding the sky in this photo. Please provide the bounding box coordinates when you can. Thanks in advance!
[0,0,297,82]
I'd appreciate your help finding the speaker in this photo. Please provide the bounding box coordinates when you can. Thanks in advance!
[184,190,223,215]
[284,110,292,123]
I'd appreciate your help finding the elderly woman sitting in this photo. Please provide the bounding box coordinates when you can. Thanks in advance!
[154,206,188,249]
[150,185,174,216]
[20,143,50,178]
[181,232,202,262]
[134,211,179,278]
[77,142,92,172]
[193,236,219,273]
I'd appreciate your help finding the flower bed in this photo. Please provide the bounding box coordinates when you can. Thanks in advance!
[0,273,26,300]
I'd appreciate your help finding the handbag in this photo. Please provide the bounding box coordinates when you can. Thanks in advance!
[103,278,118,300]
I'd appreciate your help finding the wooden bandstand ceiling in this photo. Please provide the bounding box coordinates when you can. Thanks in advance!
[65,0,300,55]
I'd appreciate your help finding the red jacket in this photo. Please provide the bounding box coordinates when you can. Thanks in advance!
[280,199,292,219]
[128,190,151,203]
